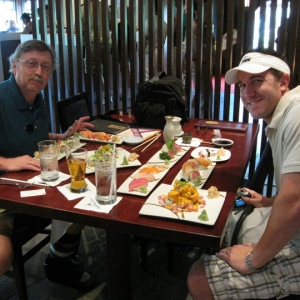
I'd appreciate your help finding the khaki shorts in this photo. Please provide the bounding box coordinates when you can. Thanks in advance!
[204,242,300,300]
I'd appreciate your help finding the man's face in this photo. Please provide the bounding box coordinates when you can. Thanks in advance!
[13,50,53,100]
[237,70,288,123]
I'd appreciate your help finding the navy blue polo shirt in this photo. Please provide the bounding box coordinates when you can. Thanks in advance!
[0,75,50,158]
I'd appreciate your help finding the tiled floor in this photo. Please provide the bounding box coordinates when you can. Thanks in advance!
[0,226,203,300]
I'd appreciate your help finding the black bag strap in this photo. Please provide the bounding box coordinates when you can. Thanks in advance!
[231,205,255,246]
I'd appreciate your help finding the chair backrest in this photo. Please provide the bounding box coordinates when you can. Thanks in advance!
[57,92,91,132]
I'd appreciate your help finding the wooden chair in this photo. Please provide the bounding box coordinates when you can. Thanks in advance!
[57,92,91,132]
[5,215,51,300]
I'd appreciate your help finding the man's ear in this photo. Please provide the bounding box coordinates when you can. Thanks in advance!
[280,73,290,90]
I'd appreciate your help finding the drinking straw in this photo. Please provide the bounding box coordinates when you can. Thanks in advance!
[108,144,116,201]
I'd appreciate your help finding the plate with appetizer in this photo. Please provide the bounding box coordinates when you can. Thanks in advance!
[86,145,141,174]
[117,164,170,197]
[139,182,226,226]
[172,158,216,189]
[191,146,231,162]
[79,130,123,144]
[147,140,190,164]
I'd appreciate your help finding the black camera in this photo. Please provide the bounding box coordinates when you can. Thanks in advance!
[235,189,251,207]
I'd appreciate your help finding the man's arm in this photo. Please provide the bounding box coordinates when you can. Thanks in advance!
[218,172,300,274]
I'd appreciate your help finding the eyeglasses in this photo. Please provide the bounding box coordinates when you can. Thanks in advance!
[196,125,208,136]
[17,60,53,74]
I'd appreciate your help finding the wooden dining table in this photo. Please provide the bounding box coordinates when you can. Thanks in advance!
[0,118,259,300]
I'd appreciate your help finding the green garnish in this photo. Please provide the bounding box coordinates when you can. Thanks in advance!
[139,186,147,194]
[121,155,129,165]
[165,140,175,150]
[198,209,209,221]
[159,152,171,160]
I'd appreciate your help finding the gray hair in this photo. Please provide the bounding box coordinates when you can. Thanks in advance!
[9,39,56,72]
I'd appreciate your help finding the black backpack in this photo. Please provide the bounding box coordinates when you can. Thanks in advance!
[133,71,189,129]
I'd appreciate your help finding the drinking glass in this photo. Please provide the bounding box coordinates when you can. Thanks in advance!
[95,159,117,205]
[38,140,59,181]
[66,148,87,193]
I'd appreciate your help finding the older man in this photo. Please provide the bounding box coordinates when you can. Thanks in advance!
[187,48,300,299]
[0,39,94,287]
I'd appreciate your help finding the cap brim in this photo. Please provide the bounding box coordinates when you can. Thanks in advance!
[225,64,270,84]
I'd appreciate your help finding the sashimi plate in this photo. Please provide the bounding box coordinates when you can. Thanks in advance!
[117,164,170,197]
[147,146,190,164]
[172,163,216,189]
[139,183,226,226]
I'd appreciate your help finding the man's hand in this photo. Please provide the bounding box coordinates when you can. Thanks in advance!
[1,155,41,172]
[66,116,95,137]
[238,188,274,207]
[216,243,257,274]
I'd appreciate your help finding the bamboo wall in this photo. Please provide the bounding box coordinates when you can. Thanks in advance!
[28,0,300,158]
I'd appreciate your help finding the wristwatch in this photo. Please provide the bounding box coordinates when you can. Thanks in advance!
[245,251,260,272]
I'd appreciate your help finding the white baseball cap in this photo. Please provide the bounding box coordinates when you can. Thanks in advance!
[225,52,290,84]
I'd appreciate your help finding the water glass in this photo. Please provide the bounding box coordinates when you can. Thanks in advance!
[95,159,117,205]
[38,140,59,181]
[66,148,87,193]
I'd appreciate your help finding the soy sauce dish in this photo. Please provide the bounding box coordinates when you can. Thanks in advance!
[123,136,144,146]
[212,138,234,148]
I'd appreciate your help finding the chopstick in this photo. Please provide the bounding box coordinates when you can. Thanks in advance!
[143,130,160,141]
[201,141,213,145]
[131,133,159,151]
[0,177,50,187]
[141,134,161,152]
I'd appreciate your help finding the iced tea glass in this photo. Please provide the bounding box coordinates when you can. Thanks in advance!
[66,148,87,193]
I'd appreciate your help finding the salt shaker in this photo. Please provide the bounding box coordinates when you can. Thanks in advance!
[163,115,175,142]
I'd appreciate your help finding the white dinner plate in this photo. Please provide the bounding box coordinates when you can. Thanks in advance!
[139,183,226,226]
[191,147,231,162]
[117,164,170,197]
[172,163,216,189]
[86,148,141,174]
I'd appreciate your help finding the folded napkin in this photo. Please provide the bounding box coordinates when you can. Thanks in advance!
[57,178,95,201]
[213,129,222,139]
[74,196,122,214]
[28,172,71,187]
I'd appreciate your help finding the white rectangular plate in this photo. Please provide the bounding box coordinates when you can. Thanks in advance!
[117,146,190,197]
[139,183,226,226]
[86,148,142,174]
[172,163,216,189]
[147,146,190,164]
[117,164,170,197]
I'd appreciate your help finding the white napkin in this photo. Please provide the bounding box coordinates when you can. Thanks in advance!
[74,196,122,214]
[57,178,96,200]
[28,172,71,187]
[213,129,222,139]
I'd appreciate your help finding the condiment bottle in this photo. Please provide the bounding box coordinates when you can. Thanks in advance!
[163,115,175,142]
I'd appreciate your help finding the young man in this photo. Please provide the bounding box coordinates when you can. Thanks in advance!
[187,48,300,299]
[0,39,94,286]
